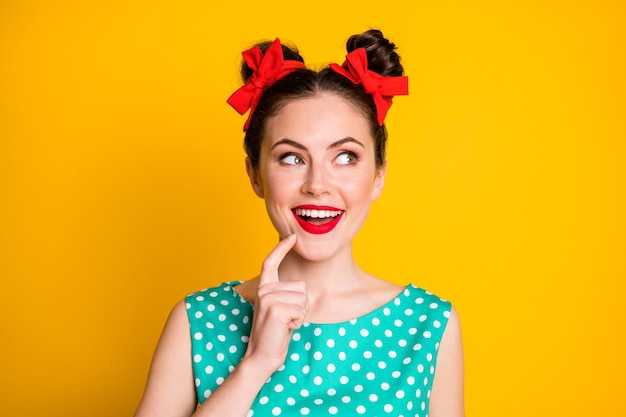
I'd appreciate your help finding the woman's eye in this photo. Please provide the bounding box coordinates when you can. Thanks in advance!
[335,152,358,165]
[280,154,304,165]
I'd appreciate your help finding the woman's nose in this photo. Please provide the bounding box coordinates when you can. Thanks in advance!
[301,164,331,196]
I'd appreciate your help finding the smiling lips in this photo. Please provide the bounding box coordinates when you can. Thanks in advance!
[292,205,344,234]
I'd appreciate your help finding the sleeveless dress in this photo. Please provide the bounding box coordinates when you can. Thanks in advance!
[185,282,451,417]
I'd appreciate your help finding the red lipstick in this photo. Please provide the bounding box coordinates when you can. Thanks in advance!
[292,205,344,235]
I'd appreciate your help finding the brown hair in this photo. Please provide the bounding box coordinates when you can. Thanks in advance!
[239,29,404,169]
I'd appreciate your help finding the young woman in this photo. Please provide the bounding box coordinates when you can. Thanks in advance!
[135,29,464,417]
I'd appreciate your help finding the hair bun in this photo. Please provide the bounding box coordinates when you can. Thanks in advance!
[345,29,404,77]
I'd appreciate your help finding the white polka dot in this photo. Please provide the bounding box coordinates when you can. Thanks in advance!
[418,364,424,373]
[287,397,296,405]
[427,353,433,361]
[313,376,323,385]
[291,353,300,361]
[416,297,424,304]
[313,399,323,405]
[194,332,203,340]
[340,376,349,384]
[396,390,405,399]
[342,396,351,403]
[205,341,213,350]
[195,311,203,318]
[394,298,401,306]
[372,317,380,326]
[300,407,310,415]
[327,339,335,348]
[433,320,441,328]
[243,316,249,324]
[338,352,347,360]
[423,376,429,386]
[430,302,438,309]
[275,384,284,392]
[272,406,281,415]
[304,342,311,351]
[398,339,408,347]
[289,375,297,383]
[363,351,372,359]
[403,357,412,365]
[220,299,229,306]
[407,400,414,410]
[423,331,432,338]
[193,354,202,363]
[354,385,364,392]
[384,404,393,412]
[369,394,378,402]
[327,363,336,373]
[366,372,375,380]
[229,345,237,353]
[409,327,417,335]
[394,319,403,327]
[360,328,369,337]
[383,307,391,316]
[381,382,390,390]
[421,401,426,410]
[217,335,226,342]
[375,340,383,348]
[209,291,218,297]
[388,350,397,358]
[419,314,427,322]
[349,340,358,349]
[430,365,435,374]
[378,361,387,369]
[338,327,346,336]
[186,302,191,309]
[203,389,211,398]
[444,310,451,318]
[302,365,310,374]
[292,333,301,341]
[232,308,240,315]
[407,376,415,385]
[241,335,249,343]
[416,388,421,397]
[314,327,322,336]
[216,377,224,385]
[218,313,227,321]
[195,378,200,387]
[329,406,338,414]
[313,351,323,360]
[356,405,366,414]
[392,371,401,378]
[207,304,215,312]
[216,353,224,361]
[384,330,393,337]
[300,389,309,397]
[413,343,422,351]
[205,365,213,374]
[229,324,238,331]
[327,388,336,396]
[196,296,205,301]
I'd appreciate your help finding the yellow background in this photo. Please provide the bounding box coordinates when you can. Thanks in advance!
[1,1,624,416]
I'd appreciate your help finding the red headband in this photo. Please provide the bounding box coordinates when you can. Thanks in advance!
[227,38,305,131]
[329,48,409,125]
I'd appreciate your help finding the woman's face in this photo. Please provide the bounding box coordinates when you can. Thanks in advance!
[247,93,386,262]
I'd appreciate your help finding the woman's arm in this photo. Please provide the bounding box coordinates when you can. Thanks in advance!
[429,307,465,417]
[134,234,307,417]
[134,300,198,417]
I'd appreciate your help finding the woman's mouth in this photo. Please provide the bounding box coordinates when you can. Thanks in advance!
[292,205,344,234]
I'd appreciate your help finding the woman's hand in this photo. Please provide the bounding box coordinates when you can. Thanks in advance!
[243,234,309,374]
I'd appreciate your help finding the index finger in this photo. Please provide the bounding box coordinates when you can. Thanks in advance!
[259,234,297,287]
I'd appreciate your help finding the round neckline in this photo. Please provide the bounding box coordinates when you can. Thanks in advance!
[226,281,416,326]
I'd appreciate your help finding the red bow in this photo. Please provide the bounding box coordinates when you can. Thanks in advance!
[227,38,305,131]
[329,48,408,125]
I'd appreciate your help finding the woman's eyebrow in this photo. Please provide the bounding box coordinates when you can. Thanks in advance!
[328,137,365,149]
[270,138,307,151]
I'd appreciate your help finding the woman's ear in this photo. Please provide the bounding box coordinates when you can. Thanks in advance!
[245,157,265,198]
[371,161,387,202]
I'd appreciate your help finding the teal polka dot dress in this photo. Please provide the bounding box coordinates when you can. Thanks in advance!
[185,282,451,417]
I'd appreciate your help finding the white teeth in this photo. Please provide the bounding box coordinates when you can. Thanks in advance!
[295,208,342,218]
